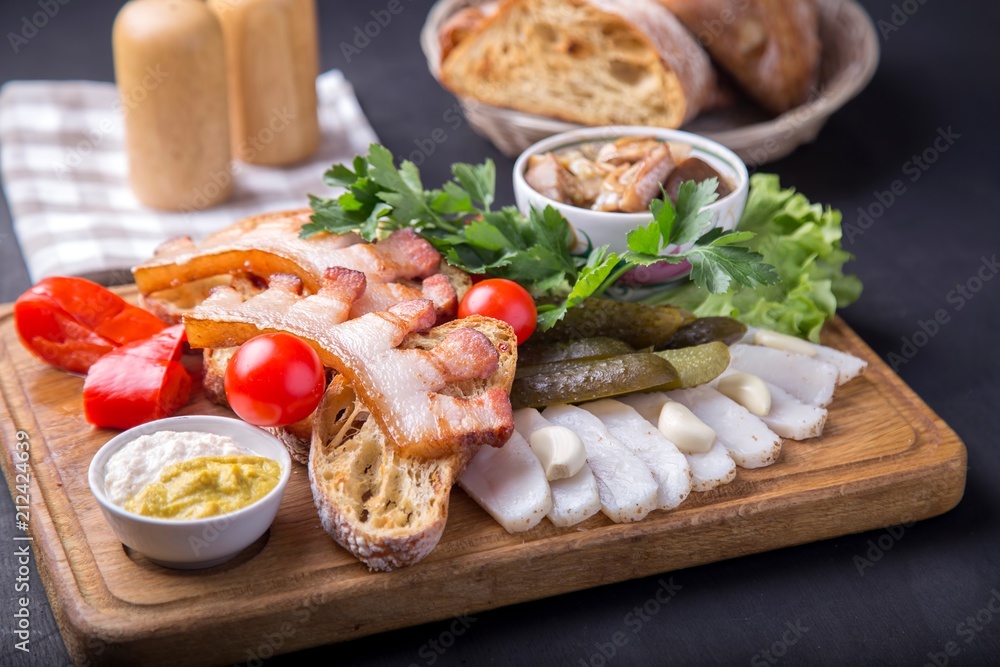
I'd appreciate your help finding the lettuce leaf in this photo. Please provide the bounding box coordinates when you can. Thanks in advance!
[651,174,863,342]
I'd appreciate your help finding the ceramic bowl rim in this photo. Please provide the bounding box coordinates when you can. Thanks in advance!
[512,125,750,220]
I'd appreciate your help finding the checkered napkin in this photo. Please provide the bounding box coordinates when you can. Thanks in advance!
[0,70,378,284]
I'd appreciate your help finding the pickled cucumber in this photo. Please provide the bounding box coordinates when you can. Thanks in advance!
[510,353,680,409]
[533,299,696,349]
[659,317,747,349]
[654,342,731,389]
[517,337,635,368]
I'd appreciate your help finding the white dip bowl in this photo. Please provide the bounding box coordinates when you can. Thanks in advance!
[88,415,291,569]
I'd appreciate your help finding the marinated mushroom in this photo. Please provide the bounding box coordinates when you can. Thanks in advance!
[525,136,733,213]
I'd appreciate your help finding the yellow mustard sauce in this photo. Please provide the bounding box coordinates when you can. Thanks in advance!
[124,455,280,520]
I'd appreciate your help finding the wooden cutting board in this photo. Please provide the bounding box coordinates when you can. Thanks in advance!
[0,295,966,666]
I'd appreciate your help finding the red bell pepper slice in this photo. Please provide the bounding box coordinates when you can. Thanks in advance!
[14,277,166,374]
[83,325,192,430]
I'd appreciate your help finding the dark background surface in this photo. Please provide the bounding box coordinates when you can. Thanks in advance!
[1,1,999,665]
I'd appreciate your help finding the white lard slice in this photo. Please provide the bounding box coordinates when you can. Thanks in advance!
[513,409,602,527]
[617,392,737,492]
[812,345,868,386]
[667,386,782,469]
[712,370,828,440]
[458,430,552,534]
[729,344,839,407]
[744,326,868,386]
[581,400,692,510]
[542,405,658,523]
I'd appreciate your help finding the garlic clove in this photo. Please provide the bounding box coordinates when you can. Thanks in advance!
[753,329,817,357]
[528,425,588,481]
[657,400,715,454]
[717,372,772,417]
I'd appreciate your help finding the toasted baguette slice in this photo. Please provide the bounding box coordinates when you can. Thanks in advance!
[440,0,714,128]
[658,0,820,113]
[310,315,517,571]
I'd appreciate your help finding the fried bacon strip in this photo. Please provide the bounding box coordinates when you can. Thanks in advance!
[349,273,457,322]
[134,208,440,294]
[134,209,362,294]
[184,273,513,458]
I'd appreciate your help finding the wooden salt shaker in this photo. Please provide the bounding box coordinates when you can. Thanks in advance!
[113,0,233,211]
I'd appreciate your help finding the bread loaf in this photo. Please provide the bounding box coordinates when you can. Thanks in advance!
[658,0,820,113]
[440,0,714,128]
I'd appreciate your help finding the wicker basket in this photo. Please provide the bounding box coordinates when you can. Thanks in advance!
[421,0,879,163]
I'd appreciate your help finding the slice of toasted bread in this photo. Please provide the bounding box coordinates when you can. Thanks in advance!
[309,315,517,571]
[440,0,714,128]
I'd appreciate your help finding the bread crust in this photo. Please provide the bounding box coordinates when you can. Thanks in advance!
[440,0,714,127]
[658,0,820,113]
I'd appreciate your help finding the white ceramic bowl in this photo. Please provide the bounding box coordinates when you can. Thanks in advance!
[88,415,291,569]
[513,126,750,264]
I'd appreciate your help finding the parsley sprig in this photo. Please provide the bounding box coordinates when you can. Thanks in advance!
[302,144,778,330]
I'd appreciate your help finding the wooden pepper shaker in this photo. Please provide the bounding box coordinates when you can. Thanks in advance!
[209,0,321,166]
[113,0,233,211]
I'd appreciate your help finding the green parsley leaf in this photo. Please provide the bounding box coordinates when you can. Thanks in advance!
[671,179,719,246]
[687,245,779,294]
[626,219,662,256]
[452,161,495,212]
[536,248,621,331]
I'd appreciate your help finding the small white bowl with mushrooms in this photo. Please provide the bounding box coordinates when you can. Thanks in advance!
[513,126,749,287]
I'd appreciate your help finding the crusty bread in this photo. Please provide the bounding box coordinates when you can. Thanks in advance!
[202,346,236,407]
[309,315,517,571]
[266,418,313,466]
[440,0,714,128]
[658,0,820,113]
[439,3,496,61]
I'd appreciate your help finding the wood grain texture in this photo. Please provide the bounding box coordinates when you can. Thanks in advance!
[0,293,965,667]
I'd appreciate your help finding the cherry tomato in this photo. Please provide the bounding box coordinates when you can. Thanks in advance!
[224,333,325,427]
[458,278,537,345]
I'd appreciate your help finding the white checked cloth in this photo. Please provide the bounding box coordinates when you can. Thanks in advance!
[0,70,378,284]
